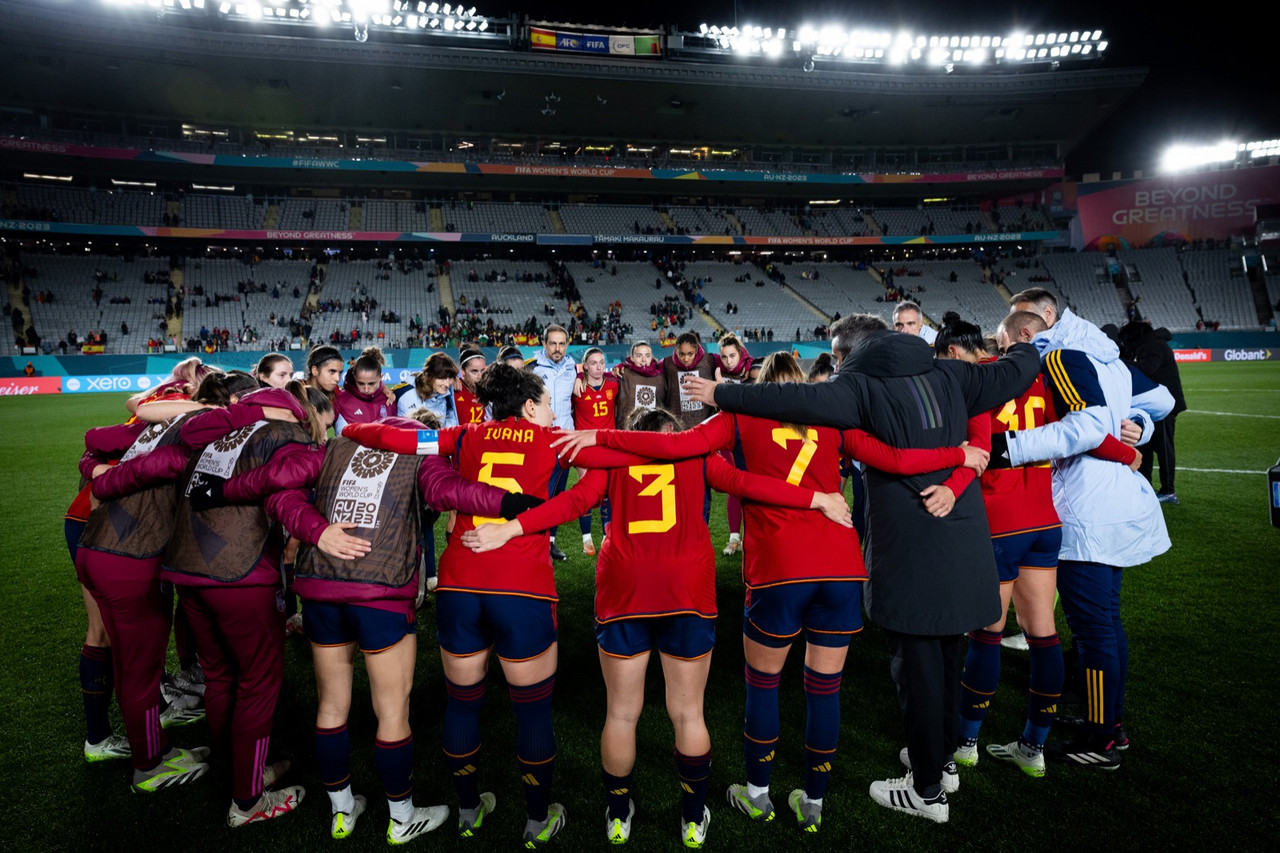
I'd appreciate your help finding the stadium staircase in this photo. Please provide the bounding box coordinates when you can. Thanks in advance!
[348,205,363,230]
[549,209,567,233]
[437,266,456,315]
[659,211,677,233]
[698,307,725,335]
[863,214,884,237]
[993,280,1014,303]
[724,210,744,235]
[1115,277,1137,316]
[5,256,33,351]
[429,205,444,230]
[263,202,280,229]
[781,284,833,324]
[166,267,184,341]
[1245,255,1275,325]
[166,199,181,225]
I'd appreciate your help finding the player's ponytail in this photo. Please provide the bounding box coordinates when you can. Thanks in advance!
[757,352,811,440]
[286,379,335,443]
[935,312,987,359]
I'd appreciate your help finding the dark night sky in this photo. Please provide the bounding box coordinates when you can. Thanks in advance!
[495,0,1274,175]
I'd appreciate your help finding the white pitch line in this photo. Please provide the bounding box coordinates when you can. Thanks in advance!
[1186,409,1280,419]
[1180,467,1267,475]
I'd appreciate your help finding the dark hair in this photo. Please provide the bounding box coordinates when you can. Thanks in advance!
[475,362,546,421]
[415,352,458,397]
[498,345,524,364]
[628,407,680,433]
[934,311,986,357]
[807,352,835,382]
[344,350,386,393]
[675,331,700,349]
[458,348,485,369]
[830,313,887,358]
[254,352,292,385]
[193,369,259,407]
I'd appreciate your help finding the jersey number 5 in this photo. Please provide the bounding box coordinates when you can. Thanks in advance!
[627,464,676,535]
[472,451,525,527]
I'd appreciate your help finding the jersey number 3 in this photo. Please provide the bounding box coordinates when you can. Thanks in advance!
[627,464,676,535]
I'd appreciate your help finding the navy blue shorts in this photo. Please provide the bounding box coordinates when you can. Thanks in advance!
[304,601,415,653]
[991,527,1062,583]
[743,581,864,648]
[436,591,557,661]
[595,614,716,660]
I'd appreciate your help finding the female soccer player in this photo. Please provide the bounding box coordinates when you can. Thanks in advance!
[306,345,344,405]
[554,352,986,833]
[455,349,488,425]
[613,341,665,429]
[344,362,648,849]
[212,407,536,843]
[572,347,617,555]
[162,382,334,825]
[397,351,459,426]
[662,332,717,430]
[467,406,851,848]
[713,334,753,555]
[334,347,392,432]
[255,352,294,389]
[75,371,257,789]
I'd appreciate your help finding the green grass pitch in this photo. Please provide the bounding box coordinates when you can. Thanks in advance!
[0,361,1276,851]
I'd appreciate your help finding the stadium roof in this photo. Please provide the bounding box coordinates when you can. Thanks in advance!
[0,1,1145,161]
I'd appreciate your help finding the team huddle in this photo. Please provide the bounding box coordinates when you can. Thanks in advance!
[67,287,1173,846]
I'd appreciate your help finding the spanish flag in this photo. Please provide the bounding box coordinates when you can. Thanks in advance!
[531,27,557,49]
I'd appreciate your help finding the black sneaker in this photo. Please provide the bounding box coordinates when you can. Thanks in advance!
[1044,735,1120,770]
[549,542,568,561]
[1055,716,1130,750]
[1156,491,1179,505]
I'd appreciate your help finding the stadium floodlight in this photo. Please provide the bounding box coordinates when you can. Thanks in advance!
[699,22,708,34]
[1162,141,1237,172]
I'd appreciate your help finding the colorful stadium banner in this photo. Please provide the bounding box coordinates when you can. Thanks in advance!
[61,374,175,394]
[1076,165,1280,247]
[527,26,660,56]
[530,27,556,49]
[0,219,1062,246]
[0,376,61,395]
[1173,348,1277,363]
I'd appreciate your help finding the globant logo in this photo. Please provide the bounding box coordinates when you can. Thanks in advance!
[1223,348,1271,361]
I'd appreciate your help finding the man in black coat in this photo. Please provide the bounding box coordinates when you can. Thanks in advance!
[682,313,1040,824]
[1119,323,1186,503]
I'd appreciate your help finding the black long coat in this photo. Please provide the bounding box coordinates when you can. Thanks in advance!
[714,331,1040,635]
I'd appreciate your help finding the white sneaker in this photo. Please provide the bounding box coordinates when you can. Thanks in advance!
[722,538,741,556]
[897,747,959,793]
[227,786,305,827]
[387,804,450,845]
[84,734,131,763]
[953,739,980,767]
[159,699,205,728]
[986,740,1047,778]
[332,793,367,839]
[458,792,496,838]
[1000,633,1030,652]
[605,799,634,845]
[868,774,949,823]
[681,806,710,849]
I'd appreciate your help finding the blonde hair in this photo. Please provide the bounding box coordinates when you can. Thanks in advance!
[757,352,811,440]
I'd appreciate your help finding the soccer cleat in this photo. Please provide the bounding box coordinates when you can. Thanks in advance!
[787,789,822,832]
[986,740,1046,778]
[1045,736,1120,770]
[159,700,206,729]
[284,613,305,638]
[163,670,206,700]
[953,739,980,768]
[227,786,305,827]
[898,747,959,794]
[131,748,209,793]
[605,799,634,845]
[722,538,741,556]
[84,734,131,763]
[681,805,711,849]
[549,542,568,562]
[332,794,367,840]
[1055,716,1131,750]
[725,784,774,821]
[583,538,597,557]
[459,792,496,838]
[1000,632,1030,652]
[169,745,212,765]
[1156,492,1180,505]
[263,759,290,788]
[868,775,949,824]
[1114,724,1131,751]
[388,804,450,845]
[523,802,567,849]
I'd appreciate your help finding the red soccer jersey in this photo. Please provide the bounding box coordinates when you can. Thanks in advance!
[572,377,620,431]
[597,412,965,588]
[977,372,1060,537]
[518,453,816,622]
[454,385,487,425]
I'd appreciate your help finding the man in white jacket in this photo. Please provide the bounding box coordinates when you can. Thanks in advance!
[530,324,576,560]
[990,289,1172,769]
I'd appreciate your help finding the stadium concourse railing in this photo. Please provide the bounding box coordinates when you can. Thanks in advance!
[4,335,1277,397]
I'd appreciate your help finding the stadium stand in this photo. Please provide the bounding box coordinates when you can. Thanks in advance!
[1037,252,1129,328]
[1117,248,1202,331]
[1178,248,1259,329]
